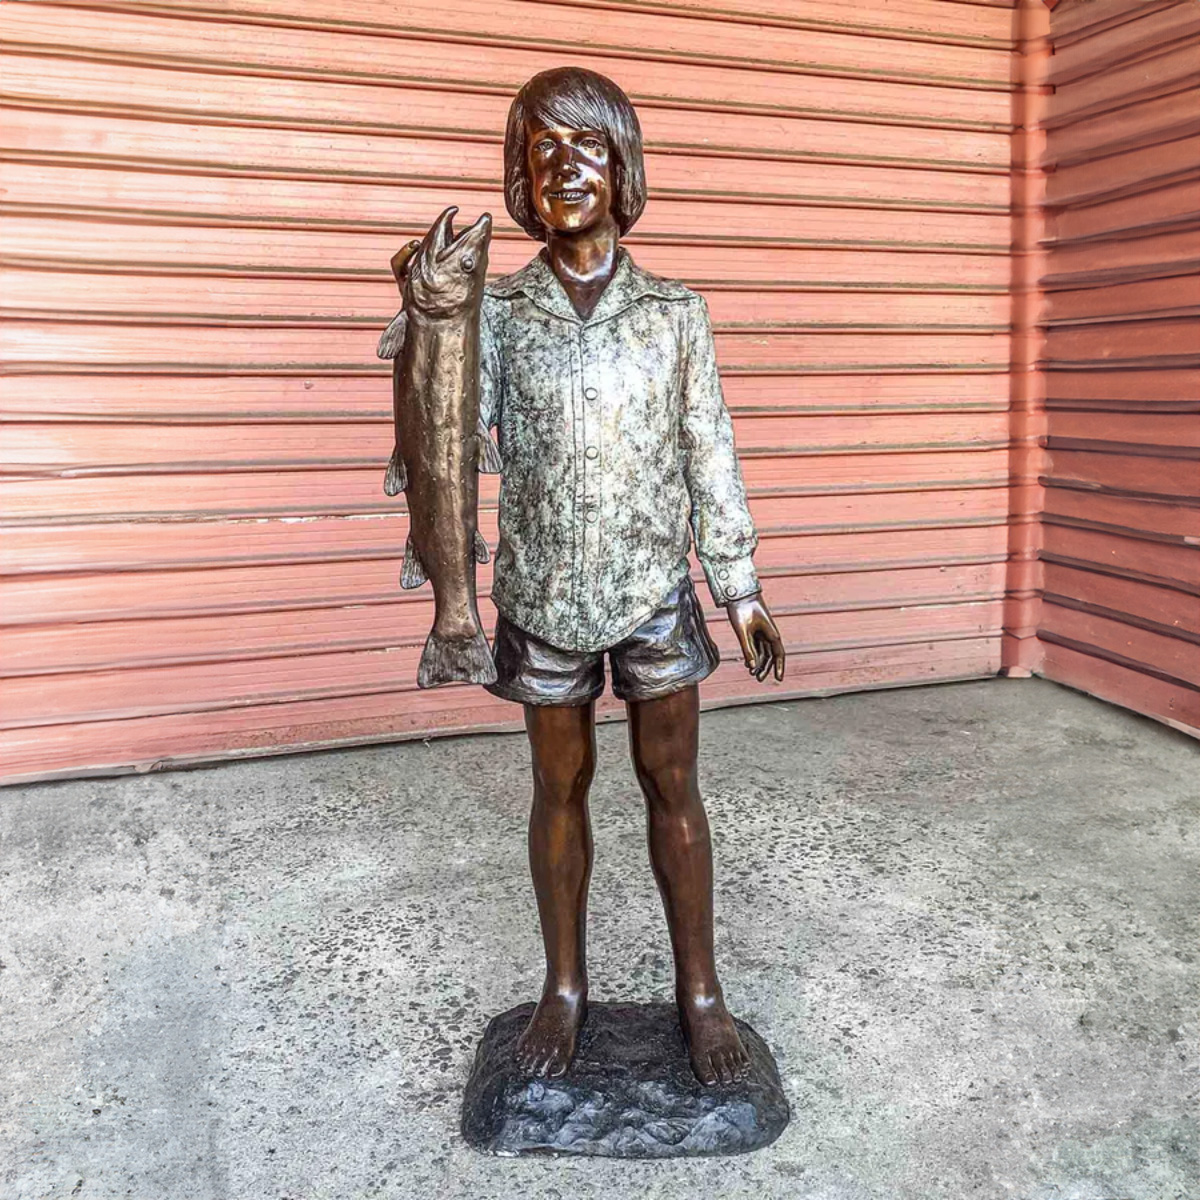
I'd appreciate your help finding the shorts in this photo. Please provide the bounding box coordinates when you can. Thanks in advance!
[486,575,721,706]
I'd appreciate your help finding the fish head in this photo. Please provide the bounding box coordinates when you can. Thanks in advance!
[405,207,492,317]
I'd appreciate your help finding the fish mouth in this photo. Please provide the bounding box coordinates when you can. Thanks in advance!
[426,205,492,262]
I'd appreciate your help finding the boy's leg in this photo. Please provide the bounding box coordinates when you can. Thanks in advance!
[516,700,596,1077]
[627,684,750,1086]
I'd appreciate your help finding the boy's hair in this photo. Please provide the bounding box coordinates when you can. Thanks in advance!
[503,67,647,242]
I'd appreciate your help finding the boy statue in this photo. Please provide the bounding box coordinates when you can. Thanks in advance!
[397,67,786,1088]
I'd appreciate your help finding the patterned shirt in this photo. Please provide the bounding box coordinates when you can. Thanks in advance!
[475,247,760,652]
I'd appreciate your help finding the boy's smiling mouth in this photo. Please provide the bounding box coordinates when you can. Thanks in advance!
[548,187,590,202]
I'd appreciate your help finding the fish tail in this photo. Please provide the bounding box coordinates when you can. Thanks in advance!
[383,445,407,496]
[417,627,497,689]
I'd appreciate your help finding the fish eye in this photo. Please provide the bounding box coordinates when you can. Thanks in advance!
[461,254,476,273]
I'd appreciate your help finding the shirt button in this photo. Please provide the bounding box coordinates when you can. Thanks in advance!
[585,445,599,461]
[585,506,599,523]
[717,568,729,580]
[584,387,598,401]
[725,585,738,598]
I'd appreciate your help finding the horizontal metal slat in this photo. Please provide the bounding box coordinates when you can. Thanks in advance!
[1,562,1008,675]
[0,79,1014,175]
[0,450,1012,522]
[0,599,1004,729]
[0,270,1013,329]
[1045,179,1200,248]
[1044,448,1200,502]
[1043,276,1200,326]
[1043,317,1200,366]
[1042,487,1200,543]
[1042,411,1200,451]
[53,0,1015,88]
[1041,229,1200,291]
[1039,606,1199,690]
[0,5,1016,116]
[0,216,1014,287]
[0,321,1014,372]
[1042,523,1200,589]
[1043,367,1199,406]
[1,412,1012,472]
[1043,562,1200,633]
[1048,4,1200,87]
[0,371,1011,422]
[1044,43,1200,128]
[1045,134,1200,208]
[0,517,1009,579]
[1049,0,1175,45]
[1043,87,1200,165]
[0,639,1004,784]
[0,166,1012,254]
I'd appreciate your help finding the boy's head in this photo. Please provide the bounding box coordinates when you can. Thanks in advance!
[503,67,647,242]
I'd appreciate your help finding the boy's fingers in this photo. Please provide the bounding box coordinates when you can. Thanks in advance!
[754,633,770,680]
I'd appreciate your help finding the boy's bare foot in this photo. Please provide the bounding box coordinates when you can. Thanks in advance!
[678,991,751,1086]
[515,987,587,1078]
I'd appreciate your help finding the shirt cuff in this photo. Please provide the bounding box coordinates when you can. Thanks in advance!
[701,555,759,606]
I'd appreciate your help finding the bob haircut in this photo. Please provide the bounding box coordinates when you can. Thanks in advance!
[503,67,647,242]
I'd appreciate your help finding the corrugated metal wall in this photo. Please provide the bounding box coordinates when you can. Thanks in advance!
[0,0,1017,783]
[1038,0,1200,736]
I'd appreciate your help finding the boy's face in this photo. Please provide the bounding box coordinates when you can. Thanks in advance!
[525,119,614,237]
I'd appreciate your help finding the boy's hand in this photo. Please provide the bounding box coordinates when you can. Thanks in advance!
[726,592,786,683]
[390,239,422,291]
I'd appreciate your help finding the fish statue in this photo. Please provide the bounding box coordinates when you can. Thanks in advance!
[376,206,501,688]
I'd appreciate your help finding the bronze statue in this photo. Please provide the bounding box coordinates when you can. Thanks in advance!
[381,67,785,1091]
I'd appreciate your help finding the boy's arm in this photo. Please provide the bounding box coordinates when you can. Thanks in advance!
[681,294,785,682]
[680,293,759,604]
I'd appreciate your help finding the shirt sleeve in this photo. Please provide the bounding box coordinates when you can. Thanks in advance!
[479,299,503,432]
[680,293,760,605]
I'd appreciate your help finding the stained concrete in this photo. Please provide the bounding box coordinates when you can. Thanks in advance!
[1,678,1196,1200]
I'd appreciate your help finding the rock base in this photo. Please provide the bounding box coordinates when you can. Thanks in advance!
[461,1001,789,1158]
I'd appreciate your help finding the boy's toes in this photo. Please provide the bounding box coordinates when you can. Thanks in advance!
[694,1053,719,1086]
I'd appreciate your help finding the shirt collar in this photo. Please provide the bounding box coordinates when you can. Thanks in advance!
[487,246,690,324]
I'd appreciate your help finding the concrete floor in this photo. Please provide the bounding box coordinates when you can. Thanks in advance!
[1,678,1196,1200]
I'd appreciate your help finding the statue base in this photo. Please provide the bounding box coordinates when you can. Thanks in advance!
[461,1001,790,1158]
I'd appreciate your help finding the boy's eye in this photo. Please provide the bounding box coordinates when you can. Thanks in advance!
[580,136,603,152]
[534,139,554,154]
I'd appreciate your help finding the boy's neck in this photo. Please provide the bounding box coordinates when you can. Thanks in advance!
[544,218,620,319]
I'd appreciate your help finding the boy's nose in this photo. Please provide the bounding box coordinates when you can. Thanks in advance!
[550,140,578,170]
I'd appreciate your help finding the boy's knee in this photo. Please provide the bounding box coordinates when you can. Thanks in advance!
[534,745,595,804]
[634,754,696,807]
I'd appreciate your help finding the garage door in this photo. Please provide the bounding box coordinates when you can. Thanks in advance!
[1,0,1016,781]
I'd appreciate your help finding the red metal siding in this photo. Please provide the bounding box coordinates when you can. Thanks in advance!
[1038,0,1200,736]
[1,0,1017,782]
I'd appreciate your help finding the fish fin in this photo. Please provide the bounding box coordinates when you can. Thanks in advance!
[476,420,503,474]
[400,535,428,589]
[383,444,407,496]
[417,627,497,689]
[473,529,490,564]
[377,310,408,360]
